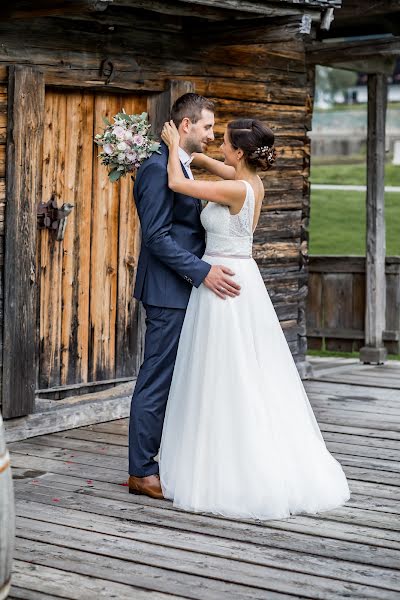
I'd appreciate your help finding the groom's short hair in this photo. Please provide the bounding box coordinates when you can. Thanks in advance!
[171,93,215,128]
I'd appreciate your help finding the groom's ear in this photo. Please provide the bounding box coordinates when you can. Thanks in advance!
[180,117,191,134]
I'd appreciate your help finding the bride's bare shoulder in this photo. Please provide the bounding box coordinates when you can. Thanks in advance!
[256,176,265,200]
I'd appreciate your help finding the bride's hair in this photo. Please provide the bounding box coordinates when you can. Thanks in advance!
[227,119,276,170]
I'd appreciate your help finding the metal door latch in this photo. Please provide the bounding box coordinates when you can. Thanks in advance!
[37,198,74,241]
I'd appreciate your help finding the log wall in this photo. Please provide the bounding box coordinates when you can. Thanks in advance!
[0,82,5,409]
[0,8,316,409]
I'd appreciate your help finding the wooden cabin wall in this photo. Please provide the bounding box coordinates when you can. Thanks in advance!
[0,81,5,408]
[0,10,314,398]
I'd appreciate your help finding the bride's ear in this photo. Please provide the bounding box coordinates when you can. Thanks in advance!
[237,148,244,161]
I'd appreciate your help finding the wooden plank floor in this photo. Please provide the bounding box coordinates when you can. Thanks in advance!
[8,357,400,599]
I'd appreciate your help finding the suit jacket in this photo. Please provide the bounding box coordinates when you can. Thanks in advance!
[133,142,211,309]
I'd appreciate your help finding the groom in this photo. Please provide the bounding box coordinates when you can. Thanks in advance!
[128,93,240,498]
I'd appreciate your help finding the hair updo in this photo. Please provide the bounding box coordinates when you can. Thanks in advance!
[227,119,277,171]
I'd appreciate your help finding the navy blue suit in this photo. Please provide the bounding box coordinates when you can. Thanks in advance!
[129,142,211,476]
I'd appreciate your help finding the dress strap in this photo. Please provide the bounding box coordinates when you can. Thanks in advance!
[239,180,256,234]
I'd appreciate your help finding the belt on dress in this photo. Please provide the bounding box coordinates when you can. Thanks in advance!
[204,252,252,259]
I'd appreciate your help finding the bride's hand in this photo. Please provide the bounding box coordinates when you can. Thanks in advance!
[161,120,180,148]
[190,152,205,167]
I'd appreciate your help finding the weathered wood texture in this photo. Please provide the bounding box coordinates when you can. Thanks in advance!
[307,256,400,354]
[7,356,400,599]
[0,82,6,411]
[0,412,14,599]
[360,73,388,364]
[0,8,316,411]
[38,90,146,391]
[2,66,45,419]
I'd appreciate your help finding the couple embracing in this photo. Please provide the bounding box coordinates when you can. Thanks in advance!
[128,93,350,520]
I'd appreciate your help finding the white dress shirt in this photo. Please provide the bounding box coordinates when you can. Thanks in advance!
[178,146,194,180]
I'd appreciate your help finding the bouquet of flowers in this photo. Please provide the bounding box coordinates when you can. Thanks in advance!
[94,110,161,182]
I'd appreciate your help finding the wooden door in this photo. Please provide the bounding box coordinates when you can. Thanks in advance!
[37,90,146,394]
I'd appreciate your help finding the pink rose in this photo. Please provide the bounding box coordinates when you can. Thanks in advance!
[133,134,144,146]
[126,151,137,162]
[113,125,126,140]
[103,143,114,155]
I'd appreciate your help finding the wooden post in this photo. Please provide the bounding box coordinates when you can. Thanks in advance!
[360,73,388,365]
[147,80,195,139]
[2,66,45,418]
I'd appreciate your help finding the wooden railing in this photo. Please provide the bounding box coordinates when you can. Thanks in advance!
[306,256,400,354]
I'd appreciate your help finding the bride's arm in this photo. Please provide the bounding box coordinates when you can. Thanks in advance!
[162,121,245,210]
[191,152,236,180]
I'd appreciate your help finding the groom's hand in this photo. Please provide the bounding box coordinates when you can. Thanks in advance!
[203,265,241,299]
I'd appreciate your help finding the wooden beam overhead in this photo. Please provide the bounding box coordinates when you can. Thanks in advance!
[307,37,400,67]
[0,0,341,23]
[324,57,397,76]
[319,1,400,39]
[113,0,341,16]
[196,14,319,47]
[333,0,400,21]
[0,0,111,20]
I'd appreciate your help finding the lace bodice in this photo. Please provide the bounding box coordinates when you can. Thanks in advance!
[200,180,255,257]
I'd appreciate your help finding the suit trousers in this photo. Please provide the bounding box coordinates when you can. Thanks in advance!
[129,303,186,477]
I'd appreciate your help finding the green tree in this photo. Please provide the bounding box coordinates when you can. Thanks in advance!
[316,66,358,103]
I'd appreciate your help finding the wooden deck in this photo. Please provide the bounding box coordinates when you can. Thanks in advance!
[8,357,400,599]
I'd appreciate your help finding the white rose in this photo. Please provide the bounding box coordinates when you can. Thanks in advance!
[124,130,133,141]
[117,153,126,163]
[117,141,128,151]
[113,125,126,139]
[103,143,114,155]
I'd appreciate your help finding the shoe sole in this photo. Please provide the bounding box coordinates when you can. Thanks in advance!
[129,487,164,500]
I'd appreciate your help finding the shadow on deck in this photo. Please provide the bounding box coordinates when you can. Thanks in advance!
[8,357,400,599]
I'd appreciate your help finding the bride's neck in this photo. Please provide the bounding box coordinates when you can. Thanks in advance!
[234,162,255,180]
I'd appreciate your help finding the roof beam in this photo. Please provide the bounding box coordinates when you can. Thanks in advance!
[307,36,400,71]
[0,0,340,23]
[113,0,341,16]
[333,0,400,21]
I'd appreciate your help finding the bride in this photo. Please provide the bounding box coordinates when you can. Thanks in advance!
[159,118,350,520]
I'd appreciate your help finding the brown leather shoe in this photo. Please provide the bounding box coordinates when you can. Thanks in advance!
[128,474,164,500]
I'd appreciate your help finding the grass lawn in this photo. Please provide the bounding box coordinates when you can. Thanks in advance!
[310,162,400,186]
[309,190,400,255]
[307,348,400,361]
[309,161,400,255]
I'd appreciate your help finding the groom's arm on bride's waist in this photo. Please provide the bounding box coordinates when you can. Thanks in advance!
[135,161,211,287]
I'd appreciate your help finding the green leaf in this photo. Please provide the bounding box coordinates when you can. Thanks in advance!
[109,169,122,182]
[149,142,161,152]
[102,116,111,126]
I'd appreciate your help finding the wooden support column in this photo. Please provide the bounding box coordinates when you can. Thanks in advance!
[2,66,45,418]
[147,80,195,138]
[360,73,388,365]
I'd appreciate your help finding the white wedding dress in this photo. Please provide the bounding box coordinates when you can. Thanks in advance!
[159,180,350,520]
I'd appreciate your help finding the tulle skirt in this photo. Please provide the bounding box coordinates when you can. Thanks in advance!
[159,255,350,520]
